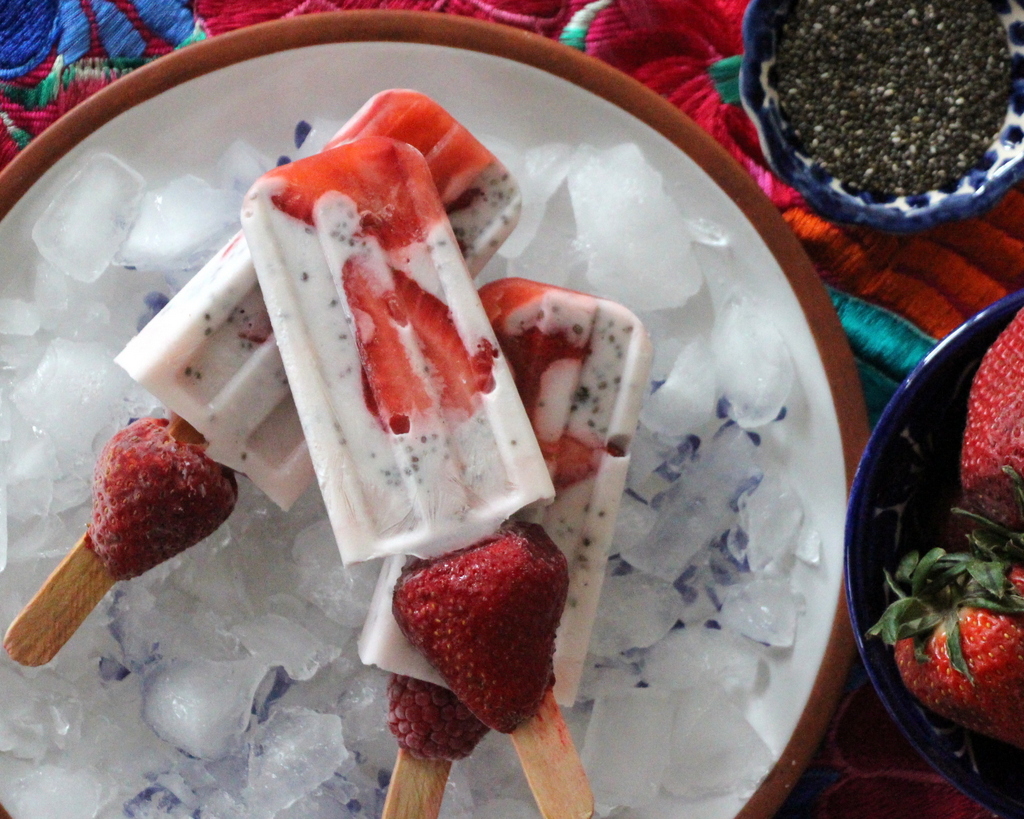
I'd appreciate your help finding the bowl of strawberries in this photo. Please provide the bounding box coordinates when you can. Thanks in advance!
[847,287,1024,817]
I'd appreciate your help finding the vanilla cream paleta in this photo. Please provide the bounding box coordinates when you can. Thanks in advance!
[241,138,552,564]
[359,279,653,704]
[116,90,521,510]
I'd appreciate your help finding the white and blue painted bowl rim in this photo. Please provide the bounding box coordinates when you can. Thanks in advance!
[740,0,1024,233]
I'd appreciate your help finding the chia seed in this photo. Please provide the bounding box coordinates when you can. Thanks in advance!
[774,0,1010,196]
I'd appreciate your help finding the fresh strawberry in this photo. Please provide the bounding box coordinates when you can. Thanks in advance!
[479,278,599,489]
[386,674,489,760]
[868,500,1024,749]
[88,417,238,580]
[960,306,1024,529]
[392,521,569,733]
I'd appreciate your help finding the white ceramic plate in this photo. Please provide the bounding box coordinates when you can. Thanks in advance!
[0,12,867,819]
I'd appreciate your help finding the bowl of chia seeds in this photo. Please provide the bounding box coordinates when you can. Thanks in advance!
[740,0,1024,233]
[847,288,1024,817]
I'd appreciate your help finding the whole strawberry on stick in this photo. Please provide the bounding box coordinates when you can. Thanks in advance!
[389,521,593,819]
[4,416,237,667]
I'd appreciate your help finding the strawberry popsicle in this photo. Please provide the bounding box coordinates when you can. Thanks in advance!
[359,279,653,705]
[115,90,521,510]
[241,137,553,563]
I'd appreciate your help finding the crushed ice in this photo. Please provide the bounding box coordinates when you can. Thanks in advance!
[0,132,823,816]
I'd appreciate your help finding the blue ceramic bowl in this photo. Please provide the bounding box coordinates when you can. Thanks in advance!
[740,0,1024,233]
[846,288,1024,817]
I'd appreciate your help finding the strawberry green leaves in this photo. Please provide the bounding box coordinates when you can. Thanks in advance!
[869,480,1024,682]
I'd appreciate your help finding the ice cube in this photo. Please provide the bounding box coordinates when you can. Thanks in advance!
[110,579,247,674]
[581,687,677,808]
[140,658,268,759]
[11,337,134,464]
[274,767,382,819]
[692,242,741,312]
[622,424,761,581]
[662,689,773,800]
[687,216,731,247]
[796,523,823,565]
[245,707,349,816]
[642,625,762,696]
[119,175,240,273]
[6,512,77,567]
[610,492,658,556]
[589,561,684,657]
[0,389,12,443]
[427,761,472,819]
[739,472,804,572]
[336,668,391,773]
[217,139,275,196]
[719,577,802,647]
[507,181,585,288]
[460,730,534,806]
[568,143,702,312]
[0,482,7,572]
[5,414,57,522]
[713,296,794,429]
[7,764,103,819]
[122,783,197,818]
[233,613,341,682]
[499,142,574,258]
[0,299,41,336]
[292,519,378,628]
[576,654,645,701]
[639,338,717,437]
[0,666,81,761]
[50,299,113,344]
[33,259,70,321]
[31,152,144,282]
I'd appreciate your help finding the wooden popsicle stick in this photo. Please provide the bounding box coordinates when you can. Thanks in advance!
[3,534,115,667]
[167,414,206,446]
[382,749,452,819]
[511,688,594,819]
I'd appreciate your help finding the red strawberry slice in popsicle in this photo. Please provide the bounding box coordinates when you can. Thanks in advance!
[325,89,495,205]
[480,277,601,490]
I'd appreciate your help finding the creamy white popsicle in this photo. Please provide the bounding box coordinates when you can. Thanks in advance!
[241,138,553,564]
[359,278,653,705]
[115,90,521,509]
